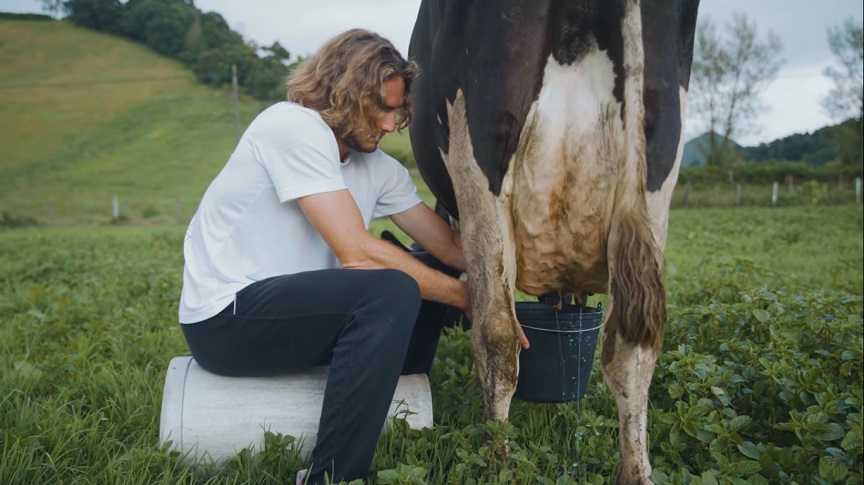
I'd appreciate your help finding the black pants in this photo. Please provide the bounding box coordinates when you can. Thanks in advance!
[180,253,460,484]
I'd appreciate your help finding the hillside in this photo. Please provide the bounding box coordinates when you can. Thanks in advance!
[0,17,415,226]
[682,119,855,168]
[681,132,744,168]
[0,17,262,224]
[741,120,854,165]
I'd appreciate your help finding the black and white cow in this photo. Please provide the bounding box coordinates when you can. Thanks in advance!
[408,0,700,482]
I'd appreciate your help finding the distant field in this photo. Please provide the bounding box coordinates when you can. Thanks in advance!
[378,129,415,169]
[0,205,861,484]
[0,19,275,225]
[0,19,198,170]
[0,19,422,226]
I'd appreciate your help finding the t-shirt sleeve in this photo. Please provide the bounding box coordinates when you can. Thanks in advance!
[372,154,423,218]
[254,111,346,203]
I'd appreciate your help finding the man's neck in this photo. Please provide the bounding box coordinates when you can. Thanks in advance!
[335,132,350,161]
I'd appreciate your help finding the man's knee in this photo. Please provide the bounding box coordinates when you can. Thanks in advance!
[374,269,421,305]
[367,269,421,335]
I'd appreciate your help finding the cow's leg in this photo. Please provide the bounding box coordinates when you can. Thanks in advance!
[601,211,665,484]
[599,5,669,482]
[443,91,522,423]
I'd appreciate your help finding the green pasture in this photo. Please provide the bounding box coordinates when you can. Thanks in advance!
[1,205,861,484]
[1,18,863,484]
[0,19,260,225]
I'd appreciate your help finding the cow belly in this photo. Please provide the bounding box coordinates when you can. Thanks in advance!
[509,50,625,296]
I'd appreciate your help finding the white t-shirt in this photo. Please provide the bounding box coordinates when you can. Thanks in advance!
[178,102,422,324]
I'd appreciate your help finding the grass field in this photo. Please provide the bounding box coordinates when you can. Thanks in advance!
[1,205,861,484]
[2,16,862,484]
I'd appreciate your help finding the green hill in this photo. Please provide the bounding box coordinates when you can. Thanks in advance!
[681,132,744,168]
[740,120,855,165]
[0,17,415,226]
[0,18,264,224]
[682,119,857,168]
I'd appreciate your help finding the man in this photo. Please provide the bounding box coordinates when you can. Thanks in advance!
[178,29,472,484]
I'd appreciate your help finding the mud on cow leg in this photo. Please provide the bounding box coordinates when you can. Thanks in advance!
[601,333,660,484]
[472,307,521,422]
[443,91,523,425]
[601,214,666,484]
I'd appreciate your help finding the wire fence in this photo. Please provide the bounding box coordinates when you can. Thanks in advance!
[1,177,861,228]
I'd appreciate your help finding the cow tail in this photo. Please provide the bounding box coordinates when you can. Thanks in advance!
[604,206,666,358]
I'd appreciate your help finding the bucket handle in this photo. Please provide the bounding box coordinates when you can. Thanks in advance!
[518,322,604,334]
[517,303,605,334]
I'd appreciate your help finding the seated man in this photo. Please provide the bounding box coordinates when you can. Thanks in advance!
[178,29,471,485]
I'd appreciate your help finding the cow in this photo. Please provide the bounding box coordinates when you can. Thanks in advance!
[408,0,700,482]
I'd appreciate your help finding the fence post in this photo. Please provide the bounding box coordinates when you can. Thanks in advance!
[856,177,862,204]
[772,182,779,206]
[232,64,240,141]
[736,184,742,206]
[113,195,119,219]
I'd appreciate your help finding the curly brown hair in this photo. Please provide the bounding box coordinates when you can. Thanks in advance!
[287,29,418,138]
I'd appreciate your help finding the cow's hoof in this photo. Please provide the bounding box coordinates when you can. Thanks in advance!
[614,474,652,485]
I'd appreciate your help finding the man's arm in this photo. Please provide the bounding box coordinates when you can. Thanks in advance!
[390,202,530,349]
[297,190,470,312]
[389,203,465,272]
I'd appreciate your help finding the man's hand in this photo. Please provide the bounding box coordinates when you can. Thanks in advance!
[517,321,530,349]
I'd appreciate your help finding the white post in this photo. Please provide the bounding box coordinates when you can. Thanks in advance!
[856,177,862,204]
[772,182,779,206]
[232,64,240,141]
[113,195,119,218]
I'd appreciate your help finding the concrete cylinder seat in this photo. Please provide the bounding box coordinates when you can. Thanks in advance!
[159,356,434,461]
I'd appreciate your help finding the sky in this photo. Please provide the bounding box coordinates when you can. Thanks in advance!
[3,0,862,146]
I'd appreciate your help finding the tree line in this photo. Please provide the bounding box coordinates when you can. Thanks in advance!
[689,13,863,169]
[742,118,860,165]
[41,0,298,102]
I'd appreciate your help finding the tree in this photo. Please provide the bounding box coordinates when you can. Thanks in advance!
[40,0,64,18]
[821,18,863,167]
[121,0,196,58]
[244,42,294,102]
[63,0,123,33]
[689,13,784,167]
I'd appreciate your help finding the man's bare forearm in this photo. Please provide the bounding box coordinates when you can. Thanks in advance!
[341,234,469,311]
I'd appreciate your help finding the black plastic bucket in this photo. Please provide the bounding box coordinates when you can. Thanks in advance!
[514,302,604,403]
